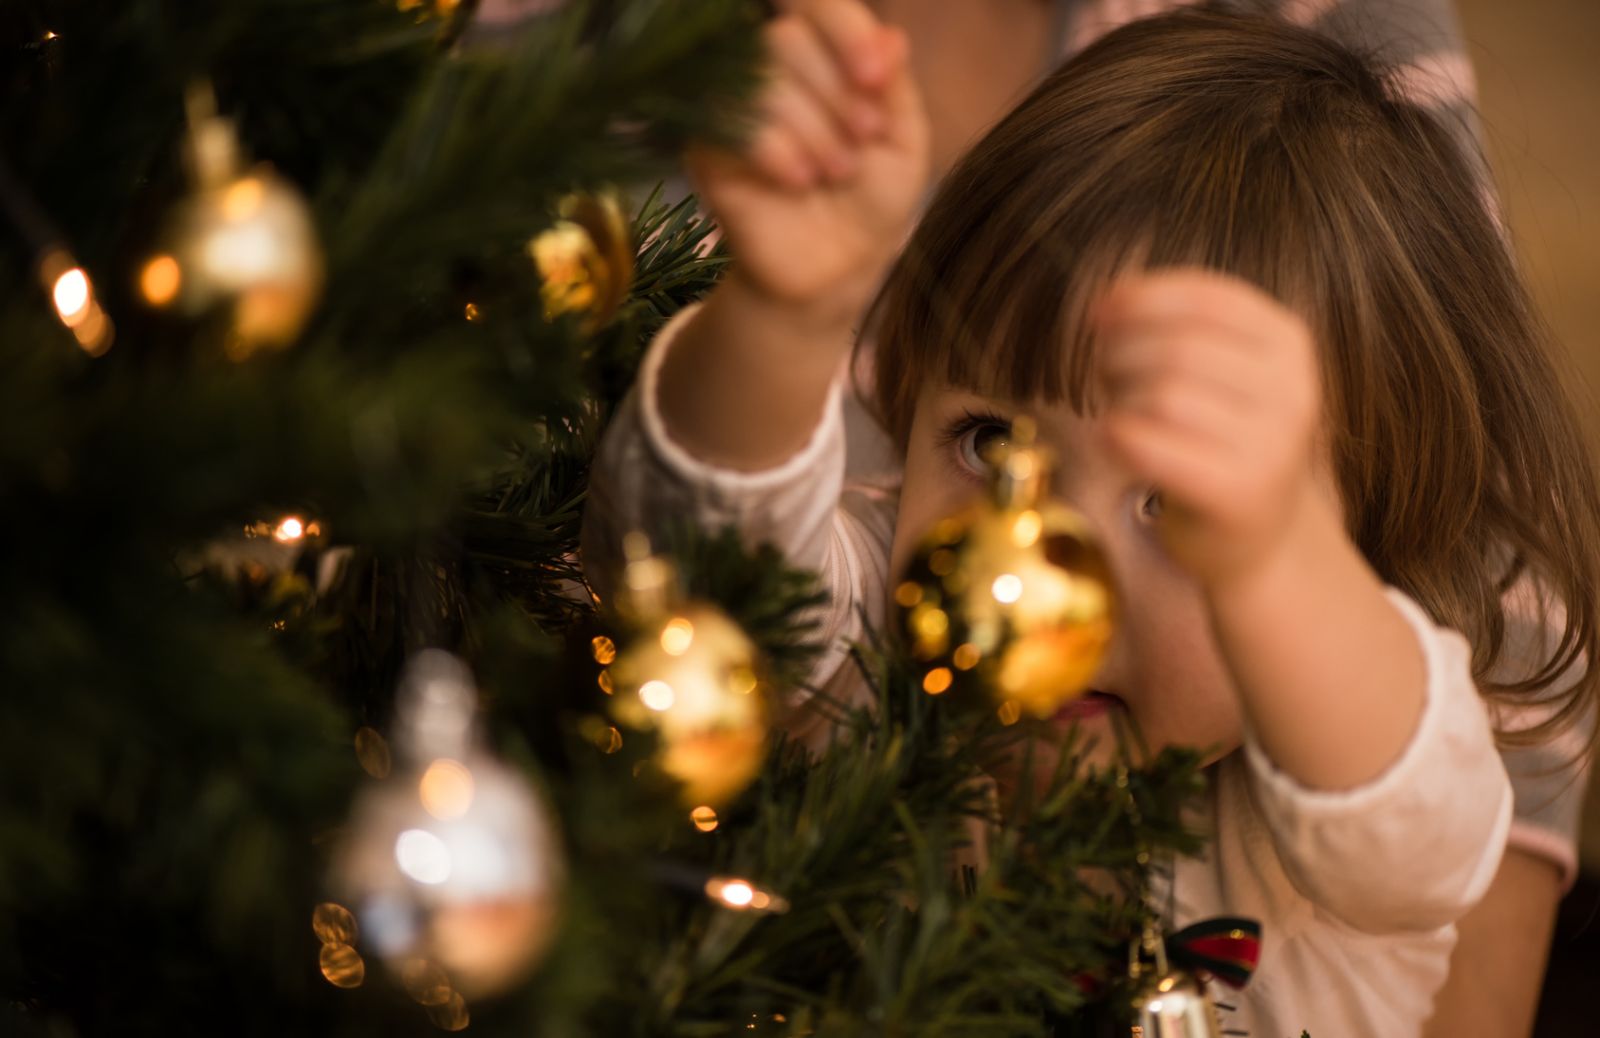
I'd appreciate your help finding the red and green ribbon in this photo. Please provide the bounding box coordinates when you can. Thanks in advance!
[1166,916,1262,989]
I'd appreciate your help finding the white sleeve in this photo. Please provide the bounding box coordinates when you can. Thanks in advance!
[1241,588,1513,935]
[581,303,890,696]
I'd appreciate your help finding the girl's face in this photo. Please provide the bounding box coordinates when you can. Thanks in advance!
[891,384,1245,785]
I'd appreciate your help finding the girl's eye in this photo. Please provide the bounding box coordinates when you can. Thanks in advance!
[1137,488,1164,522]
[951,417,1013,476]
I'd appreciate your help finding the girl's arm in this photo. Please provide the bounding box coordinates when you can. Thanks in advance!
[1097,270,1427,791]
[657,0,927,474]
[1097,269,1512,930]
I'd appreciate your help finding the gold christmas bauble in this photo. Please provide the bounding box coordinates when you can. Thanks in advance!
[894,422,1114,718]
[1129,968,1223,1038]
[142,86,322,358]
[606,603,768,807]
[528,190,632,332]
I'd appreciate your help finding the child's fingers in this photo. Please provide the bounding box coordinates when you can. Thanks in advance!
[787,0,897,90]
[1102,411,1235,514]
[746,121,820,191]
[1099,332,1264,408]
[763,76,858,182]
[1098,268,1306,350]
[767,16,883,141]
[1107,379,1251,452]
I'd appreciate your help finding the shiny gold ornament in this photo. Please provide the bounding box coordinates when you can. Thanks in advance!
[895,418,1114,718]
[330,652,565,999]
[1128,967,1223,1038]
[143,85,323,357]
[528,191,633,332]
[603,534,769,807]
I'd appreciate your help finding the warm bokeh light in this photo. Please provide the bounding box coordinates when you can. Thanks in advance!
[953,644,981,671]
[140,254,182,306]
[221,176,265,221]
[420,758,475,820]
[991,573,1023,604]
[319,941,366,988]
[639,680,675,712]
[312,901,358,946]
[691,805,718,832]
[922,667,953,695]
[718,880,753,907]
[590,635,616,665]
[997,700,1023,726]
[659,617,695,656]
[396,828,452,885]
[1011,509,1043,547]
[704,876,789,913]
[274,516,305,542]
[463,302,481,321]
[52,267,91,325]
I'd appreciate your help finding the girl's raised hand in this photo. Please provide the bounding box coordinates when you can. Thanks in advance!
[1095,271,1330,588]
[688,0,930,323]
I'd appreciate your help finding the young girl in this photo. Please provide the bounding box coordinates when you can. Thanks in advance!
[583,5,1599,1034]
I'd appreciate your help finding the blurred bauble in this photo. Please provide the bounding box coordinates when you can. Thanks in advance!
[601,535,768,807]
[330,651,564,1001]
[528,190,632,332]
[1129,966,1224,1038]
[139,86,322,358]
[894,419,1114,719]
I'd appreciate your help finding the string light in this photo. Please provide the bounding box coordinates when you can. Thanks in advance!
[140,254,182,305]
[273,516,305,542]
[704,876,789,914]
[39,250,112,355]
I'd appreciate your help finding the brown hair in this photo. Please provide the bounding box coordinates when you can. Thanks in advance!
[870,7,1600,749]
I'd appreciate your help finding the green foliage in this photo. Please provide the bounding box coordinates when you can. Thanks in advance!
[0,2,1208,1035]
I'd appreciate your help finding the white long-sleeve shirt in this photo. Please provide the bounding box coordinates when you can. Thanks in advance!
[583,309,1516,1036]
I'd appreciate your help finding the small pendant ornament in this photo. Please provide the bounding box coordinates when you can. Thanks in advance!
[528,190,633,332]
[140,84,323,358]
[329,651,564,1002]
[1129,920,1223,1038]
[894,416,1115,718]
[1129,917,1262,1038]
[601,533,769,808]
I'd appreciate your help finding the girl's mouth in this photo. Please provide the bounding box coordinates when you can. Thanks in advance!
[1050,689,1124,725]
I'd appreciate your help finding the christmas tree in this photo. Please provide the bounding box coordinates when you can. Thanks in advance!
[1,2,1206,1034]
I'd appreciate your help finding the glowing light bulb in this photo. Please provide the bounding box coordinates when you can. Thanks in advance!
[395,829,451,885]
[639,680,675,712]
[140,255,182,306]
[719,881,754,907]
[52,268,90,326]
[273,516,305,542]
[991,573,1023,604]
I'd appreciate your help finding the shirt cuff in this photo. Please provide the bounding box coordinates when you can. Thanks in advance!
[1241,588,1513,932]
[636,302,847,501]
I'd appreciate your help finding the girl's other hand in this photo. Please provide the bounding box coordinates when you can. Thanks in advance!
[688,0,930,325]
[1095,270,1330,588]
